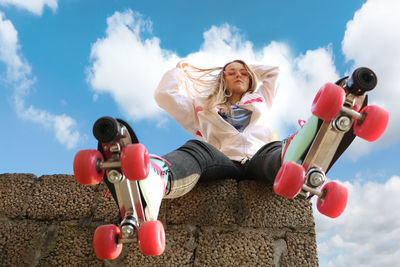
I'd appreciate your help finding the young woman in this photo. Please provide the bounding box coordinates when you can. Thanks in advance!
[148,59,283,200]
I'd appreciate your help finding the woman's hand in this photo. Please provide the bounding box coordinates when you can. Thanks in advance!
[176,60,189,71]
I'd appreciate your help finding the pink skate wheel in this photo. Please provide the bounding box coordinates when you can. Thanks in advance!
[354,105,389,142]
[93,224,123,260]
[121,144,150,180]
[138,220,166,256]
[311,83,345,121]
[317,181,348,218]
[273,161,305,199]
[73,149,104,185]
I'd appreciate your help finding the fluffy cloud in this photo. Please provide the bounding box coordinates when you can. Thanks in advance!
[88,2,399,158]
[87,11,338,131]
[261,44,339,135]
[186,26,339,130]
[314,176,400,266]
[0,12,31,84]
[0,12,81,149]
[0,0,58,16]
[342,0,400,159]
[87,10,179,120]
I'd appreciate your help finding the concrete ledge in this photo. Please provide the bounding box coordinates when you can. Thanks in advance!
[0,173,319,266]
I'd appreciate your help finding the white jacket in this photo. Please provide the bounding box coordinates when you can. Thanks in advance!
[154,64,280,162]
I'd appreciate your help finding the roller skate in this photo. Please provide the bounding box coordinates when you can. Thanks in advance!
[73,117,170,259]
[273,67,389,218]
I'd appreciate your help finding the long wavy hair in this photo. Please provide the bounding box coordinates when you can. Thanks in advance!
[178,60,258,115]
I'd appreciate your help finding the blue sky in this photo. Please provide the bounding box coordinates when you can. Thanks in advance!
[1,0,399,265]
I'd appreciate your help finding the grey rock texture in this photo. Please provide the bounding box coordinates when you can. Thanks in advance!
[0,173,318,266]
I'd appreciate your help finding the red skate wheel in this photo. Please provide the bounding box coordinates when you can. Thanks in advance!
[311,83,345,121]
[354,105,389,142]
[317,181,348,218]
[273,161,305,199]
[138,220,165,256]
[93,224,123,260]
[73,149,104,185]
[121,144,150,180]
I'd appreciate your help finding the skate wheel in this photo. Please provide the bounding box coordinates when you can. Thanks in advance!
[317,181,348,218]
[311,83,345,121]
[121,144,150,180]
[138,220,165,256]
[93,224,123,260]
[73,149,104,185]
[354,105,389,142]
[273,161,305,199]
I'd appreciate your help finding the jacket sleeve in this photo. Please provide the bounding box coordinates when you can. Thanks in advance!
[251,65,280,108]
[154,67,200,137]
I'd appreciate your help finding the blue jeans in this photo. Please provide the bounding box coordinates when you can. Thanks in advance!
[163,140,282,199]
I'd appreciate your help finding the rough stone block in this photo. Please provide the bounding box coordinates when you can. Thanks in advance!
[37,222,102,266]
[0,173,36,218]
[195,227,275,266]
[238,180,315,229]
[26,175,103,220]
[92,189,121,224]
[166,179,239,226]
[112,225,196,266]
[0,219,46,266]
[281,232,319,267]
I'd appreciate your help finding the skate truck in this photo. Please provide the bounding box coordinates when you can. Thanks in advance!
[73,117,165,260]
[274,67,389,218]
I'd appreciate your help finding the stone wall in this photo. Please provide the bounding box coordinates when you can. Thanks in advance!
[0,173,318,266]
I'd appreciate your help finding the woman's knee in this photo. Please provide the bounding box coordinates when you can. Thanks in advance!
[177,139,221,159]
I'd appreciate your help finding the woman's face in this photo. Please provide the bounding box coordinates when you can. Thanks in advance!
[224,62,250,102]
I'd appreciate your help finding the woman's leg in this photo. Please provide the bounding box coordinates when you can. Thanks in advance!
[244,141,282,185]
[163,139,244,199]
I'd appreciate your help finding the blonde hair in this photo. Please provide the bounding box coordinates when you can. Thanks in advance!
[178,60,258,115]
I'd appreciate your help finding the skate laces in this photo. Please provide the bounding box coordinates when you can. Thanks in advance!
[149,155,171,179]
[104,189,110,199]
[298,119,306,127]
[149,155,171,166]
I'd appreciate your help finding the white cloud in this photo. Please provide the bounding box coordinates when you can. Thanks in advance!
[87,13,338,131]
[0,0,58,16]
[182,25,339,130]
[0,12,81,149]
[314,176,400,266]
[86,10,179,120]
[186,24,257,66]
[88,5,399,158]
[263,44,340,136]
[14,98,81,149]
[342,0,400,159]
[0,12,31,84]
